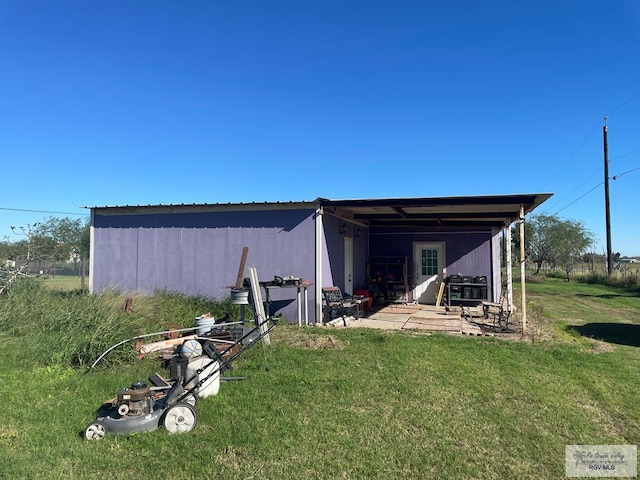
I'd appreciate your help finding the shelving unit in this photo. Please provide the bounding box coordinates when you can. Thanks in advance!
[445,275,488,306]
[367,256,409,304]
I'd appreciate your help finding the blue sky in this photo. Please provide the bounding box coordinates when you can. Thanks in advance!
[1,1,639,255]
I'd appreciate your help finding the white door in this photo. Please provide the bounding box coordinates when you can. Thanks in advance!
[412,242,445,304]
[344,236,353,295]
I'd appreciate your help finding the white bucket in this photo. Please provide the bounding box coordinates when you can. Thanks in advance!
[195,316,215,335]
[185,358,220,398]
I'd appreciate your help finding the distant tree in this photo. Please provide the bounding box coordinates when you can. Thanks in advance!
[0,223,48,294]
[0,217,90,293]
[33,217,88,262]
[511,218,533,266]
[554,220,594,279]
[34,216,90,287]
[513,214,593,277]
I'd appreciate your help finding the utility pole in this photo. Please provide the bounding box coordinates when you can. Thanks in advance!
[603,117,613,276]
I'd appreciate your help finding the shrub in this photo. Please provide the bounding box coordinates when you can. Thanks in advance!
[576,272,640,292]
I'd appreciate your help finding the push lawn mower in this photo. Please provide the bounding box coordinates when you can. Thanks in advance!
[84,317,276,440]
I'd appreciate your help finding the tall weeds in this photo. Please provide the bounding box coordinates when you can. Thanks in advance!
[0,279,239,368]
[576,272,640,291]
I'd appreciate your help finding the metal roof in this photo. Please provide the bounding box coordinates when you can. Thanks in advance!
[318,193,553,229]
[88,193,552,228]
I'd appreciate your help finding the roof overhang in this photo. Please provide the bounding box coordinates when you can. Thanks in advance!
[86,193,552,230]
[318,193,553,229]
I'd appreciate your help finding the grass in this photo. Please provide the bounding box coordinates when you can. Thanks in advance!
[40,275,85,291]
[524,277,640,347]
[0,279,639,479]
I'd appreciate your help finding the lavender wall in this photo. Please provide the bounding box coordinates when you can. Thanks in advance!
[92,206,499,323]
[369,229,495,299]
[92,208,317,322]
[321,214,369,292]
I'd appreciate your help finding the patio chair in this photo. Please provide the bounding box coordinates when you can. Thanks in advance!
[322,287,358,323]
[482,291,511,329]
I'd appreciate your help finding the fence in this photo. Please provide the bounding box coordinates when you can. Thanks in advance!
[7,259,89,278]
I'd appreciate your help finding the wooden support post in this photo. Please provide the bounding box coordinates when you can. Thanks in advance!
[235,247,249,289]
[505,226,513,314]
[519,205,527,336]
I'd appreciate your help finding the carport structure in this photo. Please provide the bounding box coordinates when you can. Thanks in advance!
[319,192,553,333]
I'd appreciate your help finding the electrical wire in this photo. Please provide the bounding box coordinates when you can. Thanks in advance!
[0,207,89,216]
[547,166,602,210]
[612,146,640,161]
[541,119,603,191]
[606,90,640,117]
[613,165,640,180]
[542,89,640,212]
[548,146,640,214]
[553,182,603,215]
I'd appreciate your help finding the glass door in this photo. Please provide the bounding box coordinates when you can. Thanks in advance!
[412,242,445,304]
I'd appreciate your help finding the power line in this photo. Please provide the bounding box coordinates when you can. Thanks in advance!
[551,160,640,215]
[0,207,89,216]
[541,119,603,191]
[547,166,602,210]
[606,90,640,117]
[553,181,603,215]
[543,90,640,205]
[613,165,640,180]
[612,146,640,162]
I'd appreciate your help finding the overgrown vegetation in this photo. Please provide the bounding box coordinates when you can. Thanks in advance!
[528,268,640,291]
[576,271,640,291]
[0,279,244,367]
[0,278,638,479]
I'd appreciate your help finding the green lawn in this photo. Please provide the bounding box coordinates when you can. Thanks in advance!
[525,277,640,346]
[40,275,85,291]
[0,279,638,479]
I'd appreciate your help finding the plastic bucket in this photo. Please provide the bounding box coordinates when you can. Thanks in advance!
[195,316,216,335]
[185,358,220,398]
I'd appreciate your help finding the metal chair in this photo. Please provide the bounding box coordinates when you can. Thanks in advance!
[482,292,511,329]
[322,287,358,323]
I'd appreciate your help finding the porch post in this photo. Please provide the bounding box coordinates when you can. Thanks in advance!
[89,210,95,293]
[505,225,513,314]
[519,205,527,335]
[315,205,324,325]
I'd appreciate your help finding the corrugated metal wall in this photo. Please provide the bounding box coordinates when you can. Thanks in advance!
[91,206,500,322]
[91,208,317,322]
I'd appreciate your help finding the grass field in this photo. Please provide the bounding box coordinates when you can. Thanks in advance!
[0,279,638,479]
[40,275,85,291]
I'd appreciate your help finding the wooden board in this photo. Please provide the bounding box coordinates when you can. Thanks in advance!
[139,335,197,354]
[249,266,270,346]
[405,316,461,332]
[374,304,423,314]
[235,247,249,289]
[435,282,446,307]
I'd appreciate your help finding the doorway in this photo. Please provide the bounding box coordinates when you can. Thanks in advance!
[412,242,445,304]
[344,236,353,295]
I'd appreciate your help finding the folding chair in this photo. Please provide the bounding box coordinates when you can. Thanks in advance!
[482,291,511,329]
